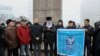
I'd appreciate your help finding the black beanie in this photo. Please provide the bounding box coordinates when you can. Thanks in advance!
[6,19,13,25]
[46,17,52,21]
[58,20,63,22]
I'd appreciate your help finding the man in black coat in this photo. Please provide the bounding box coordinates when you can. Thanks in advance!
[66,21,76,29]
[0,23,5,56]
[83,19,94,56]
[94,21,100,56]
[43,17,56,56]
[30,18,43,56]
[55,20,64,56]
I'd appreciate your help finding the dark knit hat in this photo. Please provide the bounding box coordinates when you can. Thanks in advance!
[46,17,52,21]
[58,20,63,22]
[6,19,13,25]
[68,20,74,23]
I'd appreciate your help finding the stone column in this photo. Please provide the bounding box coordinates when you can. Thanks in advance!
[33,0,61,24]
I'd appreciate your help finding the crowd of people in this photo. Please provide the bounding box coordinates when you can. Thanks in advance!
[0,16,100,56]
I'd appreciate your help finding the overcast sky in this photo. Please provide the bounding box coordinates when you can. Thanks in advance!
[62,0,100,27]
[0,0,33,22]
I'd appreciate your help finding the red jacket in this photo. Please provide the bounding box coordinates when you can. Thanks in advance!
[17,26,31,45]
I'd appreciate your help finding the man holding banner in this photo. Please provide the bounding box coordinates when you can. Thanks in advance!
[82,19,94,56]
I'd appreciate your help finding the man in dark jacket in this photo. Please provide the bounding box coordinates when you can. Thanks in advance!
[0,23,5,56]
[43,17,56,56]
[66,21,76,29]
[83,19,94,56]
[30,18,43,56]
[94,21,100,56]
[55,20,64,56]
[56,20,64,29]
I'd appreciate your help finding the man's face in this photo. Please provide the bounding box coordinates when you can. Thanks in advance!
[68,23,74,27]
[27,24,31,27]
[34,19,39,23]
[21,21,27,26]
[47,20,52,23]
[58,22,63,25]
[84,21,89,26]
[8,22,15,27]
[16,24,21,28]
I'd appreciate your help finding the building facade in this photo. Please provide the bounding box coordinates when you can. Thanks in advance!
[33,0,61,24]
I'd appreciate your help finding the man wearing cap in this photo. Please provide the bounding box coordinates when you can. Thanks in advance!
[43,17,56,56]
[4,19,18,56]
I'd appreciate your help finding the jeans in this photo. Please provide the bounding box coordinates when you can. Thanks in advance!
[34,43,41,56]
[20,44,30,56]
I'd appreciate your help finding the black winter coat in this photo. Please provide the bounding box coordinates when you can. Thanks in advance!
[43,22,56,44]
[30,23,43,44]
[94,21,100,49]
[83,25,94,44]
[0,26,5,47]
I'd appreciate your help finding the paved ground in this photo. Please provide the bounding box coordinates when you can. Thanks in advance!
[31,52,45,56]
[5,50,86,56]
[5,51,52,56]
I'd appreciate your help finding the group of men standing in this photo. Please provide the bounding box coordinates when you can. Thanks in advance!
[0,17,58,56]
[0,16,100,56]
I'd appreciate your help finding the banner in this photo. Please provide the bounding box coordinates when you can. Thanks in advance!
[57,29,85,56]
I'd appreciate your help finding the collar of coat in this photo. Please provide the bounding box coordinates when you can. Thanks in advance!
[6,26,16,30]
